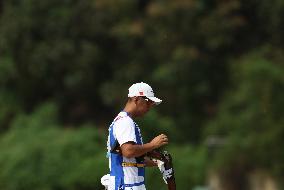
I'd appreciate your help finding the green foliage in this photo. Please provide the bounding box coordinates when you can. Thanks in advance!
[0,103,108,190]
[205,48,284,177]
[0,0,284,188]
[0,90,21,132]
[0,0,243,141]
[138,110,180,142]
[1,0,283,142]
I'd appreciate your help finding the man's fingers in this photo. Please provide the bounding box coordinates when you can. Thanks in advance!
[160,134,168,140]
[160,134,168,144]
[151,134,169,148]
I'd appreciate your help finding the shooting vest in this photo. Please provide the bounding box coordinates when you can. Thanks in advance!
[107,111,145,189]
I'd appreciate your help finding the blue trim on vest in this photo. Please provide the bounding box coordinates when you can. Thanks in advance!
[134,122,145,177]
[109,125,116,151]
[125,181,145,187]
[115,177,124,190]
[108,112,145,189]
[110,123,124,189]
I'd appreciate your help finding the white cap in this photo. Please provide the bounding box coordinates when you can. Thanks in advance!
[128,82,162,105]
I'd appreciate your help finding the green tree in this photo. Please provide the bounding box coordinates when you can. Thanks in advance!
[0,103,108,190]
[205,47,284,179]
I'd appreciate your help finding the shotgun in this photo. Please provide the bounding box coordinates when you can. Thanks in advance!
[147,150,176,190]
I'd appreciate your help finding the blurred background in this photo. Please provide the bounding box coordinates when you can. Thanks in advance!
[0,0,283,189]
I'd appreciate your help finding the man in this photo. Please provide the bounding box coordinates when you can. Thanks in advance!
[105,82,168,190]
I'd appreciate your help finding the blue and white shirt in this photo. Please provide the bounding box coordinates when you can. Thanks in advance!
[107,111,145,190]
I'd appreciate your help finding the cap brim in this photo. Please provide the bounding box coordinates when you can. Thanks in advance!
[147,96,162,105]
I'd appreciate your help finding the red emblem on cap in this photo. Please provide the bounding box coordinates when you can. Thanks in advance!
[139,92,144,95]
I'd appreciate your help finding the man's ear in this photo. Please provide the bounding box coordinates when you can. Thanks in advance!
[133,96,139,105]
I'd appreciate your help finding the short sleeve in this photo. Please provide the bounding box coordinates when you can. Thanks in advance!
[113,117,137,146]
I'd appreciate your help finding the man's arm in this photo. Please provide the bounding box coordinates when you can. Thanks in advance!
[120,134,168,158]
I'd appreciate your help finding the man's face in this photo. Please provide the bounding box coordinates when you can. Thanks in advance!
[135,96,155,117]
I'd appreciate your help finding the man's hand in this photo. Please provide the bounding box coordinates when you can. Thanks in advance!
[150,134,168,149]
